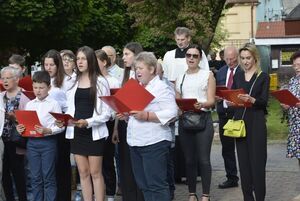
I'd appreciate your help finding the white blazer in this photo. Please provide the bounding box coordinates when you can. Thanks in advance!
[65,76,111,141]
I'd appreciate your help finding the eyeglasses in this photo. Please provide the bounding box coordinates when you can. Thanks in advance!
[0,76,15,81]
[185,53,200,59]
[63,58,74,62]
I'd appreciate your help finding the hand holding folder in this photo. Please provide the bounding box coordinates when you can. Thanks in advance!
[100,79,155,114]
[219,88,252,107]
[49,112,77,126]
[176,98,198,111]
[271,89,300,107]
[15,110,43,137]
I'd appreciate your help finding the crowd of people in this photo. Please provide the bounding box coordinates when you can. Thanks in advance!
[0,26,299,201]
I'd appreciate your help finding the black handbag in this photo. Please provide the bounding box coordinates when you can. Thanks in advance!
[10,124,27,149]
[179,74,207,131]
[179,111,207,131]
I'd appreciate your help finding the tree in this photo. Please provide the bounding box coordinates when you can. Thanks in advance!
[123,0,227,56]
[0,0,133,65]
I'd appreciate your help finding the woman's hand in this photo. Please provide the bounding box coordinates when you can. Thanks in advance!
[55,120,65,128]
[116,113,129,121]
[225,100,237,107]
[34,125,51,135]
[112,129,120,144]
[280,103,290,110]
[296,102,300,108]
[16,124,25,134]
[130,111,148,121]
[238,94,256,104]
[194,102,203,110]
[215,95,223,102]
[74,119,88,128]
[6,112,16,121]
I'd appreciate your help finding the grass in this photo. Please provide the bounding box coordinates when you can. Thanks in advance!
[211,96,289,140]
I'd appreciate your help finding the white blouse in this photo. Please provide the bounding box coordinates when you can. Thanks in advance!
[127,75,178,147]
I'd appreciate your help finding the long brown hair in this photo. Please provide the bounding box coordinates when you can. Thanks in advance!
[75,46,103,111]
[41,49,65,88]
[121,42,143,86]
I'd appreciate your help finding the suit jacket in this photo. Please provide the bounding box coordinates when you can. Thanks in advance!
[216,65,242,117]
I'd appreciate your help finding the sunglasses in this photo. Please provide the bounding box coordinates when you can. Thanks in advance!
[185,53,200,59]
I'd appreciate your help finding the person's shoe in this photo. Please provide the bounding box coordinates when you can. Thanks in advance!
[116,187,122,196]
[218,180,238,189]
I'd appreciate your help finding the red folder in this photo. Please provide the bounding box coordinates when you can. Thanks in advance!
[100,79,155,113]
[110,88,120,95]
[19,76,33,91]
[22,91,36,100]
[219,88,252,107]
[216,85,228,97]
[271,89,300,106]
[49,112,77,126]
[14,110,43,137]
[176,98,198,111]
[0,81,4,91]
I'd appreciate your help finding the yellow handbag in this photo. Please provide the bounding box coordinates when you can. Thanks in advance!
[223,119,246,138]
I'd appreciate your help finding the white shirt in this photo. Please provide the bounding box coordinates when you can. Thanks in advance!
[127,75,178,147]
[176,70,210,103]
[61,72,76,93]
[25,96,64,135]
[50,78,68,112]
[223,66,239,108]
[65,76,111,141]
[162,49,209,82]
[0,94,4,134]
[107,64,124,84]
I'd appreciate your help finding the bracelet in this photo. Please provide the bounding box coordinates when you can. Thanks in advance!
[146,112,149,121]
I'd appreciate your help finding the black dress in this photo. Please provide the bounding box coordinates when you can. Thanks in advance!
[232,71,269,201]
[70,87,105,156]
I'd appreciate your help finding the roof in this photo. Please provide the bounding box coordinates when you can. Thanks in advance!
[256,21,285,38]
[286,3,300,19]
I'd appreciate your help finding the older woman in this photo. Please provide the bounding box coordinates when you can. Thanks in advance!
[118,52,177,201]
[175,44,215,201]
[281,51,300,166]
[1,66,30,201]
[232,43,269,201]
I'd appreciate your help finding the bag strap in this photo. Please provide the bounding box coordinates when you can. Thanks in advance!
[180,74,186,97]
[239,71,262,120]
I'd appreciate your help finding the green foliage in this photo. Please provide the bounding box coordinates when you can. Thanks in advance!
[0,0,132,64]
[124,0,227,53]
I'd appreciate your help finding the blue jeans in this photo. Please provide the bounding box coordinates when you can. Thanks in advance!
[130,140,171,201]
[27,137,57,201]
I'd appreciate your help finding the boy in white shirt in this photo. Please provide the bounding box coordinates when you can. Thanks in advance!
[16,71,64,201]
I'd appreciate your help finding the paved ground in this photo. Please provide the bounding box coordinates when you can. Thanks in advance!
[114,140,300,201]
[1,139,299,201]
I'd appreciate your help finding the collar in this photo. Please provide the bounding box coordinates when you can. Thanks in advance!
[175,46,189,58]
[32,95,50,103]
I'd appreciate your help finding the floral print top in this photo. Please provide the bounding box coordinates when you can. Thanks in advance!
[287,75,300,159]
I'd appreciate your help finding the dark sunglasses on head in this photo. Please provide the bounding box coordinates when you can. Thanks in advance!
[185,53,200,59]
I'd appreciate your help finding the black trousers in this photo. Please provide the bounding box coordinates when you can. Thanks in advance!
[56,134,71,201]
[2,141,27,201]
[103,120,117,196]
[118,120,144,201]
[218,116,239,182]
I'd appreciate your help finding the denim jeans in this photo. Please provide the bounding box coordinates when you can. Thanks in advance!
[130,140,171,201]
[27,136,57,201]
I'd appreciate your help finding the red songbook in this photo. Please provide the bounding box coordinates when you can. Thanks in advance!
[19,76,33,91]
[14,110,43,137]
[216,85,228,97]
[176,98,198,111]
[22,91,36,100]
[219,88,252,107]
[0,81,4,91]
[110,88,120,95]
[271,89,300,106]
[100,79,155,113]
[49,112,77,126]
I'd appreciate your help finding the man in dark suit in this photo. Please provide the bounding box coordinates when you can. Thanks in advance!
[216,46,240,189]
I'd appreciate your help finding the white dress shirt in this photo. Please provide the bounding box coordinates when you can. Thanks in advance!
[65,76,111,141]
[25,96,64,135]
[61,72,76,93]
[162,49,209,82]
[50,78,68,112]
[127,75,178,147]
[107,64,124,84]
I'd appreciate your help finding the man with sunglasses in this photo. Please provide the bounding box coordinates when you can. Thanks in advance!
[162,27,209,83]
[215,46,241,189]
